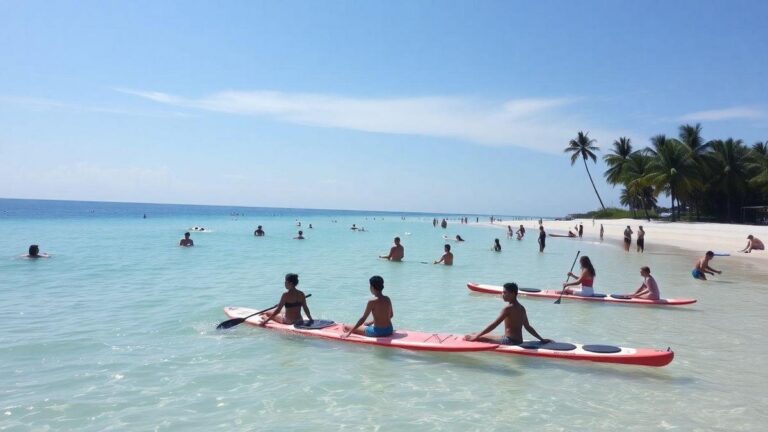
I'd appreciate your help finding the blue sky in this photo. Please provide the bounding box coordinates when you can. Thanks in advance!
[1,1,766,215]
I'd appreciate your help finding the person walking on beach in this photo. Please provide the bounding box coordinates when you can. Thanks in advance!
[259,273,313,326]
[179,232,194,247]
[434,244,454,265]
[25,244,50,258]
[692,251,722,280]
[538,226,546,253]
[492,238,502,252]
[623,226,633,251]
[254,225,265,236]
[740,235,765,253]
[578,223,583,238]
[625,266,660,300]
[561,256,596,296]
[380,237,404,261]
[637,226,646,253]
[294,230,305,240]
[464,282,551,345]
[343,275,393,338]
[599,224,604,241]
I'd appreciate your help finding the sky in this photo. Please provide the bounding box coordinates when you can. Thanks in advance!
[1,0,766,216]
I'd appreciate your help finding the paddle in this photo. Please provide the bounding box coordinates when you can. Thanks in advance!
[216,294,312,330]
[554,251,580,304]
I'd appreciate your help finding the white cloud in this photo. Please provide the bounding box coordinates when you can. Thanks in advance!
[678,106,765,122]
[121,89,625,154]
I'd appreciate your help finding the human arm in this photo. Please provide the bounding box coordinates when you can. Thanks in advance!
[260,296,285,326]
[522,311,551,343]
[344,301,374,337]
[464,309,506,341]
[562,269,585,288]
[434,254,445,264]
[301,294,313,322]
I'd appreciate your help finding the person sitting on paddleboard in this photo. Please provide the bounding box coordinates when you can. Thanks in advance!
[692,251,721,280]
[25,244,50,258]
[254,225,265,236]
[260,273,313,326]
[380,237,404,261]
[179,232,194,247]
[492,238,501,252]
[740,235,765,253]
[561,256,596,296]
[343,275,393,338]
[464,282,551,345]
[434,244,453,265]
[624,266,660,300]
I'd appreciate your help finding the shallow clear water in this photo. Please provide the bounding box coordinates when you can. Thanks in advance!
[1,199,766,431]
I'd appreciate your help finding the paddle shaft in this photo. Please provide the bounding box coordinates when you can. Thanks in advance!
[555,251,581,304]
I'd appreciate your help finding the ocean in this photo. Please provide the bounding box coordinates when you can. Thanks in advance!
[1,198,765,431]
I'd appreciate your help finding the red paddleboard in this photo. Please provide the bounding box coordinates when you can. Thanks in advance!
[491,340,674,367]
[467,283,697,306]
[223,306,498,352]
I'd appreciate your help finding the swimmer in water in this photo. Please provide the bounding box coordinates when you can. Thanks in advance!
[254,225,265,236]
[379,237,404,262]
[25,244,50,258]
[179,232,194,247]
[492,238,501,252]
[434,244,454,265]
[294,230,305,240]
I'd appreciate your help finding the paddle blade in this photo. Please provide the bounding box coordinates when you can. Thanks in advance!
[216,317,246,330]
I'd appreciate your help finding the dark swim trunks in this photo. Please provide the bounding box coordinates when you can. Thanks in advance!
[500,336,523,345]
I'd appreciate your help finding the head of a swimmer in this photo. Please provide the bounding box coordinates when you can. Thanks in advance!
[394,237,401,245]
[184,232,191,239]
[444,244,451,252]
[284,273,299,289]
[502,282,518,302]
[369,275,384,296]
[28,244,39,256]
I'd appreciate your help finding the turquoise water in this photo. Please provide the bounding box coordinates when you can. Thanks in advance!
[1,199,766,431]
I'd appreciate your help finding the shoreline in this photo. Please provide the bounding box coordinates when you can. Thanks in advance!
[475,218,768,262]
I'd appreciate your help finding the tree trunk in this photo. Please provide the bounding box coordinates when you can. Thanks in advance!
[671,187,676,222]
[583,157,606,210]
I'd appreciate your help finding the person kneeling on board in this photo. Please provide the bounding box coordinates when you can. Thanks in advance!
[259,273,313,326]
[343,275,394,338]
[464,282,550,345]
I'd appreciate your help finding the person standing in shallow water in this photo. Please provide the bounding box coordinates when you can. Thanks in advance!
[578,223,583,238]
[623,226,633,252]
[380,237,404,261]
[637,226,646,253]
[599,224,604,241]
[179,232,194,247]
[538,226,546,253]
[254,225,265,236]
[492,238,501,252]
[434,244,453,265]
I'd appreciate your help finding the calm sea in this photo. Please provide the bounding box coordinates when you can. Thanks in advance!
[1,198,765,431]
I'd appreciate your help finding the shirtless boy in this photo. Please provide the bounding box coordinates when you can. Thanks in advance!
[692,251,721,280]
[380,237,404,261]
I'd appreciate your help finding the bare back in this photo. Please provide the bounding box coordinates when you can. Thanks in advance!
[368,296,393,328]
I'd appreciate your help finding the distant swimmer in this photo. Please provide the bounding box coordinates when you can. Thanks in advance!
[179,232,194,247]
[380,237,404,262]
[538,226,546,253]
[343,275,394,338]
[516,224,525,240]
[143,213,147,219]
[455,235,465,242]
[740,235,764,253]
[434,244,454,265]
[25,244,50,258]
[561,256,596,296]
[624,266,660,300]
[294,230,305,240]
[259,273,313,326]
[464,282,551,345]
[637,226,646,253]
[492,238,501,252]
[692,251,721,280]
[350,224,358,230]
[441,219,447,229]
[578,223,583,238]
[254,225,265,236]
[309,224,313,229]
[623,225,633,252]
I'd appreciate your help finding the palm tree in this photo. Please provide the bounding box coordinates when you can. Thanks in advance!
[603,137,633,186]
[678,123,709,220]
[747,150,768,193]
[753,141,768,156]
[564,131,606,210]
[645,138,698,221]
[705,138,751,221]
[623,152,656,220]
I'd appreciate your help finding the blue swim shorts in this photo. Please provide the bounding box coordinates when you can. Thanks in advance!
[691,269,703,279]
[364,324,394,337]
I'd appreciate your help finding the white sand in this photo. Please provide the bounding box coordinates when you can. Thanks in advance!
[477,218,768,261]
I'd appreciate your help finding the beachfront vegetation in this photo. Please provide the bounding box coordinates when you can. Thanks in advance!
[564,131,607,210]
[599,123,768,222]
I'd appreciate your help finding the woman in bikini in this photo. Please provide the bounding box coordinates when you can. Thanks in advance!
[260,273,313,325]
[561,256,596,297]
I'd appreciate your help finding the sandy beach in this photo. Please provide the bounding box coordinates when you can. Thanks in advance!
[479,218,768,261]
